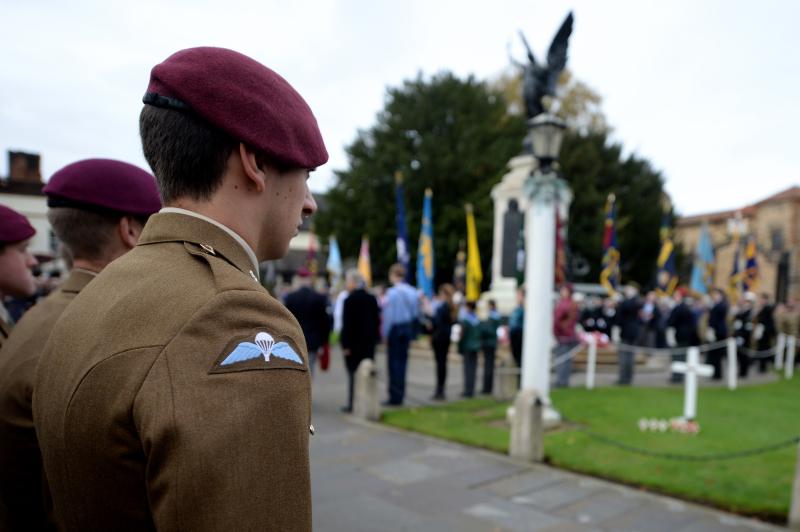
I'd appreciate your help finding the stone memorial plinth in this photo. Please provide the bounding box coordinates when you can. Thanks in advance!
[353,358,380,421]
[509,388,544,463]
[485,153,538,314]
[494,359,519,401]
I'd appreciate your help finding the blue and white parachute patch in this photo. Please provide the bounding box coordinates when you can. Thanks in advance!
[213,332,305,372]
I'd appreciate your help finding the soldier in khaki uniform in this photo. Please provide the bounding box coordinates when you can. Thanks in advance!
[33,47,327,531]
[0,159,160,531]
[0,205,38,348]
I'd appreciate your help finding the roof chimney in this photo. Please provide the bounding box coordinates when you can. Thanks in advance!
[8,151,42,183]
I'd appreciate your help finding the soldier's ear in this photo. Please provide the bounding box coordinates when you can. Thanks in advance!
[238,143,267,194]
[118,216,142,250]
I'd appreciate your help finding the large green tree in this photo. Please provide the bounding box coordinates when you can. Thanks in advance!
[315,72,526,285]
[559,131,666,286]
[319,68,669,290]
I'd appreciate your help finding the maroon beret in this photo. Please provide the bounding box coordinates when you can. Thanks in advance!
[144,47,328,169]
[43,159,161,217]
[0,204,36,244]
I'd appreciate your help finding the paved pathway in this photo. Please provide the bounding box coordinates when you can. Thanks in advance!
[310,347,783,531]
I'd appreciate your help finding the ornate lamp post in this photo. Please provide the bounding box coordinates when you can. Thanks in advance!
[521,113,569,419]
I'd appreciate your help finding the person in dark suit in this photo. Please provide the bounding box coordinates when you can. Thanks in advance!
[734,293,756,378]
[285,271,332,376]
[668,289,699,383]
[755,293,776,373]
[616,285,642,385]
[706,288,729,380]
[429,283,456,400]
[339,269,380,412]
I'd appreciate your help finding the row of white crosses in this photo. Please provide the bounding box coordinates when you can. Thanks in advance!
[581,333,797,421]
[672,334,796,420]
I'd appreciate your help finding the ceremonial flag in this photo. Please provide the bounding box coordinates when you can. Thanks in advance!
[743,236,758,291]
[416,188,435,298]
[728,235,742,301]
[358,236,372,287]
[303,228,318,277]
[327,235,343,286]
[689,223,714,294]
[599,193,620,296]
[555,209,567,287]
[465,203,483,302]
[453,243,466,292]
[656,211,678,296]
[394,172,410,278]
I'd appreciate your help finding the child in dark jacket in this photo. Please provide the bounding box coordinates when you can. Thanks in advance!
[458,301,482,397]
[480,300,501,395]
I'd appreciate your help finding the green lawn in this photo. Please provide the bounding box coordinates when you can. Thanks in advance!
[382,377,800,521]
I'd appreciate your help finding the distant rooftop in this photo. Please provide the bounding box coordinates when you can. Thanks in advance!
[677,186,800,226]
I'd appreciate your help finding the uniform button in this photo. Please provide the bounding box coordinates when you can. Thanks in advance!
[200,244,215,255]
[309,424,315,435]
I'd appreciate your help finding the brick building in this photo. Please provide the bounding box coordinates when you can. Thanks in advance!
[675,186,800,302]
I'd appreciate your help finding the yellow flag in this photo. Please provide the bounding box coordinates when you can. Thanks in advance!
[358,236,372,287]
[465,204,483,302]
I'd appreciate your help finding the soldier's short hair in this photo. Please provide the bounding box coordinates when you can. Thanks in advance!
[139,106,238,204]
[47,207,121,262]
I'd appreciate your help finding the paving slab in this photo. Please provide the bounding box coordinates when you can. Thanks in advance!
[310,345,785,532]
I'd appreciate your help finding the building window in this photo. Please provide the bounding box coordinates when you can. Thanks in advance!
[49,230,60,255]
[771,228,784,252]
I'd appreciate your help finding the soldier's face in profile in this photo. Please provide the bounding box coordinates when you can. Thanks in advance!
[259,167,316,260]
[0,238,38,298]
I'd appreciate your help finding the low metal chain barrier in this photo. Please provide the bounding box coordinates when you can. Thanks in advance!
[578,427,800,462]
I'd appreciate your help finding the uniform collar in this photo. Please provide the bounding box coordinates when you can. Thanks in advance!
[139,211,261,281]
[60,269,97,294]
[159,208,260,278]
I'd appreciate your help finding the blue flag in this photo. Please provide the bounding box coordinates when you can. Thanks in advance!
[416,189,435,298]
[689,223,714,294]
[327,235,343,285]
[395,172,410,278]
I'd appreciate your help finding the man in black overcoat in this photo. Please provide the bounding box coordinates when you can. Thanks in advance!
[285,271,332,375]
[340,269,380,412]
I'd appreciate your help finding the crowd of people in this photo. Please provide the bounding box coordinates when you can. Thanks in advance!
[561,284,798,385]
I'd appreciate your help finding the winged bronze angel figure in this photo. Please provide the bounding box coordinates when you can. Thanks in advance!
[512,12,574,118]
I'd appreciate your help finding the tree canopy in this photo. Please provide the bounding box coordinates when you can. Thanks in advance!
[317,68,669,290]
[314,72,526,285]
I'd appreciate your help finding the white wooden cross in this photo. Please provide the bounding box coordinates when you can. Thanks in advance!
[671,346,714,420]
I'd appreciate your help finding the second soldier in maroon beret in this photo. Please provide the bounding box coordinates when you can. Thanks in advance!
[34,47,327,531]
[0,158,160,531]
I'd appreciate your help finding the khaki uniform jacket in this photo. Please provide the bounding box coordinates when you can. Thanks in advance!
[33,213,312,531]
[0,270,94,531]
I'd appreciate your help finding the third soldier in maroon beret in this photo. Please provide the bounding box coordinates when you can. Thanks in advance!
[0,158,160,531]
[0,205,38,350]
[34,47,327,531]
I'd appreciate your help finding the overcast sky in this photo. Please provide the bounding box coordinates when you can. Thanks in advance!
[1,0,798,216]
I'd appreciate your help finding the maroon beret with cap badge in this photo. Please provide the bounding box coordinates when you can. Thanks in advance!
[0,204,36,244]
[143,47,328,169]
[43,159,161,217]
